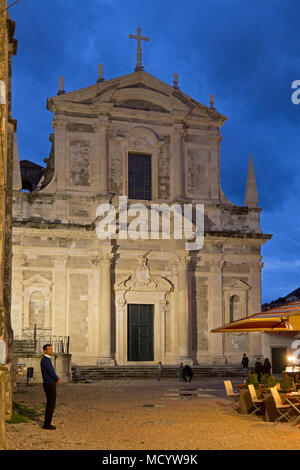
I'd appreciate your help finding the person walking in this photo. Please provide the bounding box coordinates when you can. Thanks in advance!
[40,344,61,430]
[241,353,249,379]
[179,363,184,382]
[263,358,272,376]
[182,365,193,383]
[157,361,163,381]
[254,357,263,382]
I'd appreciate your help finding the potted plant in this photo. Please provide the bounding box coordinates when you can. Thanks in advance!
[260,373,276,389]
[245,373,259,389]
[281,373,294,393]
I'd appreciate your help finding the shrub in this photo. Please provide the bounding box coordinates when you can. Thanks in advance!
[245,373,259,388]
[281,374,294,393]
[260,373,276,389]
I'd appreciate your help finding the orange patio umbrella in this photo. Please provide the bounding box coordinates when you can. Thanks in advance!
[211,300,300,333]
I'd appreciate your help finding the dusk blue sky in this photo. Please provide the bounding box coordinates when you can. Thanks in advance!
[10,0,300,304]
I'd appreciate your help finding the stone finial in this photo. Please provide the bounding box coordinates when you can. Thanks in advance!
[57,76,65,95]
[245,152,259,207]
[97,64,105,83]
[173,73,179,89]
[209,94,215,109]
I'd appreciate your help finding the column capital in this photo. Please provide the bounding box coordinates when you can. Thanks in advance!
[54,256,70,268]
[52,116,68,130]
[173,253,190,267]
[90,256,101,268]
[249,261,264,273]
[93,116,110,131]
[172,123,185,137]
[99,251,114,264]
[210,258,225,272]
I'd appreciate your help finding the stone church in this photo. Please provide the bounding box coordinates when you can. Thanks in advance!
[10,32,272,367]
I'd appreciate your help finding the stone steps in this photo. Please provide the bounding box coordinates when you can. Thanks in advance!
[71,365,243,382]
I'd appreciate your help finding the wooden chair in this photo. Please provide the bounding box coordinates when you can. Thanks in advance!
[270,387,293,423]
[248,384,265,414]
[224,380,239,398]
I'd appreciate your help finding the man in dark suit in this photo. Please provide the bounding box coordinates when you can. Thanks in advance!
[40,344,61,430]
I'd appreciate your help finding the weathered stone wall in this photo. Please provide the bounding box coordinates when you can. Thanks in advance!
[0,0,17,449]
[0,364,12,418]
[0,371,5,450]
[69,273,89,354]
[158,140,170,200]
[15,354,71,384]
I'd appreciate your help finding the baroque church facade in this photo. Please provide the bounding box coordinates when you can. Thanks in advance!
[10,42,272,366]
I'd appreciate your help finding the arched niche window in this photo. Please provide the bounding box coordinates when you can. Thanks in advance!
[224,280,250,324]
[230,295,242,323]
[29,291,45,329]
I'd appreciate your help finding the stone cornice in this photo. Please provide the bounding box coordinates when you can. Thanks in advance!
[204,231,272,241]
[12,220,272,243]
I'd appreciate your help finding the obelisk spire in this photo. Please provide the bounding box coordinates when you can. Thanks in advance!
[245,152,259,207]
[129,27,149,72]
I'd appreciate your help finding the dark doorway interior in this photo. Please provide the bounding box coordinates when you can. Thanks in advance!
[272,347,287,374]
[127,304,154,361]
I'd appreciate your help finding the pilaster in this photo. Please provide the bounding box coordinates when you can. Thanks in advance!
[174,253,193,364]
[171,123,185,201]
[52,116,68,191]
[209,259,226,363]
[54,255,69,335]
[249,259,264,357]
[98,250,115,365]
[93,116,110,194]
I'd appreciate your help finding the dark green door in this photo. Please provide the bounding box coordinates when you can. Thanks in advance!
[127,304,154,361]
[272,348,287,374]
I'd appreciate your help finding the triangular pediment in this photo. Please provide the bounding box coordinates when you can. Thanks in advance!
[47,71,226,124]
[225,280,251,291]
[23,273,52,286]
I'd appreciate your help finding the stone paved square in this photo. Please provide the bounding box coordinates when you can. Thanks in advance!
[5,377,300,450]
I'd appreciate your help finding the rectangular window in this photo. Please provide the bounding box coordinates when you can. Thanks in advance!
[128,153,152,200]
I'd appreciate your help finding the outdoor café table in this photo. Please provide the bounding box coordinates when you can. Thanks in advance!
[283,392,300,425]
[235,384,245,391]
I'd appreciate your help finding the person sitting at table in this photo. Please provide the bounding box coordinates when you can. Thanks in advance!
[182,365,193,383]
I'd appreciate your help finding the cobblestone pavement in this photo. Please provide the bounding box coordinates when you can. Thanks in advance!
[5,377,300,450]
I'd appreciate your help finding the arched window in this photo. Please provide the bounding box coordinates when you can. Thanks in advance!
[29,291,45,329]
[230,295,242,323]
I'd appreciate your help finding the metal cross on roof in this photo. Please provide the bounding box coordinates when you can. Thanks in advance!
[129,27,149,72]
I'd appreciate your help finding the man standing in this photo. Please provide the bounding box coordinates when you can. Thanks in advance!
[254,357,263,382]
[241,353,249,379]
[40,344,61,430]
